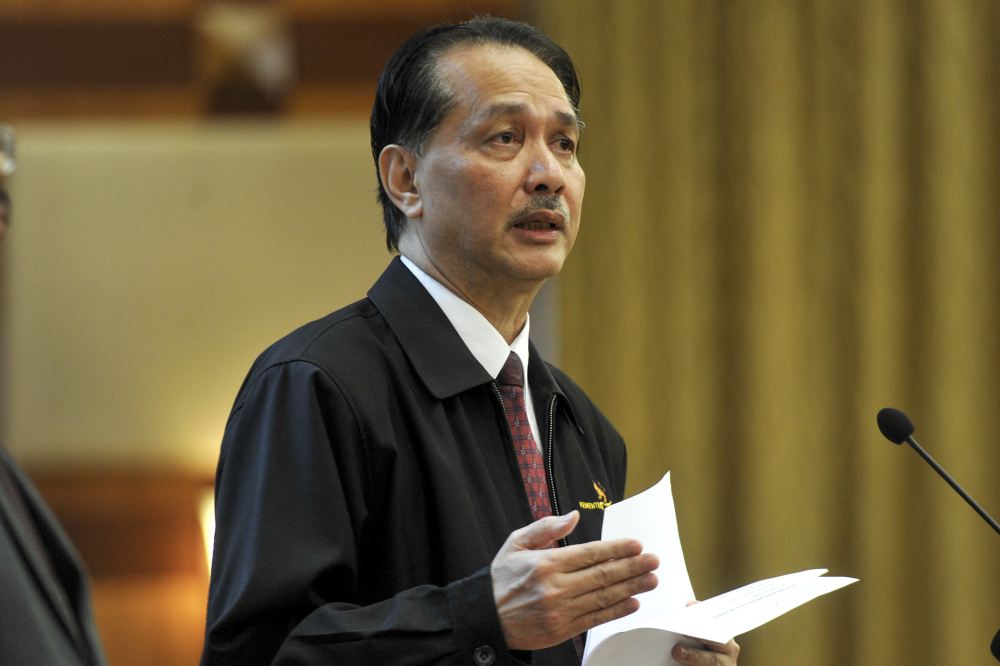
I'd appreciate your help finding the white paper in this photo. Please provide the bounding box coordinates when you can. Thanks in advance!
[582,472,858,666]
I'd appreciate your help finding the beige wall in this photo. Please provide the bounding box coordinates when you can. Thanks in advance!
[2,121,390,472]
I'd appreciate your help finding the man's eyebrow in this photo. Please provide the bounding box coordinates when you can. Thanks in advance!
[555,110,585,133]
[482,103,585,132]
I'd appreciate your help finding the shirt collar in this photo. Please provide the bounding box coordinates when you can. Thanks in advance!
[368,259,578,434]
[400,255,531,380]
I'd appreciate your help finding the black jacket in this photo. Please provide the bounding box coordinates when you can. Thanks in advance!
[0,448,107,666]
[202,258,627,665]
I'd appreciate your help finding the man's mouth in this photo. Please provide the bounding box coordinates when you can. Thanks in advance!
[512,210,565,231]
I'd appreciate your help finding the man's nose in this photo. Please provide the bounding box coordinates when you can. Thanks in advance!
[523,144,565,194]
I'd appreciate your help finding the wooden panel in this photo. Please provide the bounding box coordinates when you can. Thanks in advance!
[0,0,198,20]
[92,575,207,666]
[31,467,213,578]
[0,19,194,88]
[27,467,213,665]
[1,86,202,119]
[283,0,519,18]
[0,0,517,20]
[0,0,522,119]
[295,15,444,86]
[288,82,377,116]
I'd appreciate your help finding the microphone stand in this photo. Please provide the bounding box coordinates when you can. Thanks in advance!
[903,433,1000,662]
[901,433,1000,536]
[877,408,1000,661]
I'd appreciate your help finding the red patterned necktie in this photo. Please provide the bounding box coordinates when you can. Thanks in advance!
[498,352,585,661]
[497,351,552,521]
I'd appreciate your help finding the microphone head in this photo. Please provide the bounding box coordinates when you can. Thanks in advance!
[877,407,915,444]
[992,628,1000,661]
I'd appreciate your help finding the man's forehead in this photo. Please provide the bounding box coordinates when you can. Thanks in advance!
[435,44,578,123]
[437,44,569,100]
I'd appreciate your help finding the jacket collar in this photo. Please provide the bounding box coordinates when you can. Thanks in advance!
[368,258,493,399]
[368,257,574,422]
[527,340,583,435]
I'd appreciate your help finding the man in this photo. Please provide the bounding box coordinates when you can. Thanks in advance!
[0,124,108,665]
[202,18,739,666]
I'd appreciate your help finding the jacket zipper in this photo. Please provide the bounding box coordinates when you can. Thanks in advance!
[545,395,570,548]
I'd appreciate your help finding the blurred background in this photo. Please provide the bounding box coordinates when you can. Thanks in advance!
[2,0,998,664]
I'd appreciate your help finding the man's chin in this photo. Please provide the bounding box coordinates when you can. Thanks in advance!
[509,256,568,283]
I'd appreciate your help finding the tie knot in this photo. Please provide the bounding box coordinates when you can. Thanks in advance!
[498,352,524,388]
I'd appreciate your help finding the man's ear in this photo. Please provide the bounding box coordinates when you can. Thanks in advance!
[378,144,422,220]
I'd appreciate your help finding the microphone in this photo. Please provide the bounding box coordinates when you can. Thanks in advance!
[877,407,1000,663]
[875,407,1000,536]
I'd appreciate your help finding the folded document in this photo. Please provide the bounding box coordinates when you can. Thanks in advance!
[582,472,857,665]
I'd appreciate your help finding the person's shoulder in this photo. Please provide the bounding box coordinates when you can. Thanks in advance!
[268,298,378,359]
[243,296,390,386]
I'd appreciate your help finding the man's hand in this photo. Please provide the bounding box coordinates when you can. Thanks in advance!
[672,638,740,665]
[672,601,740,665]
[490,510,659,650]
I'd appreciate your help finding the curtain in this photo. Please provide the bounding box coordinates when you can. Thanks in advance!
[534,1,1000,663]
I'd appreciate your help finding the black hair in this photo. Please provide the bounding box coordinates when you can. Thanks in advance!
[370,16,581,251]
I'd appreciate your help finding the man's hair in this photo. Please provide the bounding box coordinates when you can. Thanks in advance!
[370,16,581,252]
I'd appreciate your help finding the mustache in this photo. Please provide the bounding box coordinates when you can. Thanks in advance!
[509,194,567,223]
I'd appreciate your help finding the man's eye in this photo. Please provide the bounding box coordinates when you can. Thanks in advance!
[495,131,516,144]
[556,137,576,153]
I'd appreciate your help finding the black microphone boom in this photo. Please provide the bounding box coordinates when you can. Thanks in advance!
[878,408,1000,663]
[876,407,1000,536]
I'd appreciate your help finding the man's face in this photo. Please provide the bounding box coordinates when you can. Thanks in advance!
[405,44,585,296]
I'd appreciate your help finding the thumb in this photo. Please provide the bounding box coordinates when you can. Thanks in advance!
[511,511,580,551]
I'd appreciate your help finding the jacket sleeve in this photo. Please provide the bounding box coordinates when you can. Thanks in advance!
[201,361,517,666]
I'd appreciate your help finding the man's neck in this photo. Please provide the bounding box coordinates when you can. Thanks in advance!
[397,246,541,344]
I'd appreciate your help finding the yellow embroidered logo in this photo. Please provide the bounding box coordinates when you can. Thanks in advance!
[578,481,612,511]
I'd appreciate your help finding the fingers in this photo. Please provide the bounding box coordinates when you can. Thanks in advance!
[504,511,648,570]
[507,511,580,550]
[570,566,658,611]
[566,569,658,633]
[672,639,741,665]
[568,548,659,590]
[491,514,661,651]
[571,595,641,633]
[558,535,646,572]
